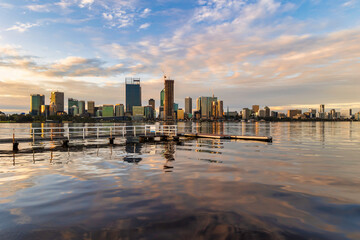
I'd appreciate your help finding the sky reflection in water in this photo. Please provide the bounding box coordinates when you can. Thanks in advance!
[0,122,360,240]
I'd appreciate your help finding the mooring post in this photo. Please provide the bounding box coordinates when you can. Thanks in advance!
[12,129,19,152]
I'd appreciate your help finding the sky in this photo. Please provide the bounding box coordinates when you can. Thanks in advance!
[0,0,360,114]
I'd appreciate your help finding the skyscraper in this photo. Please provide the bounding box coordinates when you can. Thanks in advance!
[185,97,192,115]
[78,100,85,115]
[252,105,259,113]
[30,94,45,116]
[199,96,217,119]
[87,101,95,116]
[218,100,224,118]
[160,89,165,107]
[115,104,125,117]
[102,105,114,117]
[149,99,155,110]
[50,91,64,114]
[125,77,141,114]
[68,98,78,116]
[319,104,325,113]
[264,106,270,117]
[164,76,174,121]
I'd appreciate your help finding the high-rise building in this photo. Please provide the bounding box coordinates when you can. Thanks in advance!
[115,104,125,117]
[252,105,259,113]
[149,99,155,110]
[160,89,165,107]
[185,97,192,115]
[287,109,302,118]
[264,106,270,117]
[87,101,95,116]
[30,94,45,116]
[102,105,114,117]
[78,100,85,115]
[68,98,79,116]
[177,109,185,120]
[125,78,141,114]
[50,91,64,114]
[218,100,224,118]
[242,108,251,120]
[199,96,217,119]
[164,76,175,121]
[319,104,325,113]
[41,105,50,117]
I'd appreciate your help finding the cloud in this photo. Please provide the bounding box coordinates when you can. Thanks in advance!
[26,4,52,12]
[6,22,41,33]
[342,0,357,7]
[139,23,151,30]
[0,2,14,9]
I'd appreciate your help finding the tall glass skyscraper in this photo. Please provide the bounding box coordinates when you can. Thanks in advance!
[125,78,141,114]
[30,94,45,116]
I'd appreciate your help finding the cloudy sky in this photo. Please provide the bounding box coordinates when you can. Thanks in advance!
[0,0,359,113]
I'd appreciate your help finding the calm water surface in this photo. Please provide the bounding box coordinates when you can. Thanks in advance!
[0,122,360,240]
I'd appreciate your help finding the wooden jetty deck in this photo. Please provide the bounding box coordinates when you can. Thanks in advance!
[0,125,272,152]
[180,133,272,142]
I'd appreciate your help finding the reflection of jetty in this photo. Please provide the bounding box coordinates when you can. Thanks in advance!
[0,125,272,152]
[179,133,272,142]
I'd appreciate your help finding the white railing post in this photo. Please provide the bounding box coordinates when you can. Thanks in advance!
[68,127,70,140]
[32,129,35,144]
[134,126,136,136]
[122,126,125,137]
[110,127,112,138]
[83,128,85,140]
[145,125,147,136]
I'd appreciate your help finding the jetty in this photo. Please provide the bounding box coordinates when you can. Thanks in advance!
[0,125,272,152]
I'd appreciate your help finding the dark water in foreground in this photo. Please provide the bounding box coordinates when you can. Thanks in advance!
[0,122,360,240]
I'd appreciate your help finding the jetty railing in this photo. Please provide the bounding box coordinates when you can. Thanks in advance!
[0,125,178,144]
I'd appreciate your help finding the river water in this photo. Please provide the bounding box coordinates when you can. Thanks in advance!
[0,122,359,240]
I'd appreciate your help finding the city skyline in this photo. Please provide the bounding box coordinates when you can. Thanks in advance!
[1,0,360,113]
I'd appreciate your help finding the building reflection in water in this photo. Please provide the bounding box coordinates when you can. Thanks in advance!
[123,143,142,164]
[163,142,175,172]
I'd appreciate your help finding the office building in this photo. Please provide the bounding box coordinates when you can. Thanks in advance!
[149,99,155,110]
[41,105,50,117]
[160,89,165,107]
[87,101,95,116]
[287,109,302,118]
[258,109,265,118]
[242,108,251,120]
[68,98,79,116]
[125,77,141,114]
[115,104,125,117]
[199,96,217,119]
[164,76,175,121]
[185,97,192,115]
[177,109,185,120]
[264,106,270,117]
[30,94,45,116]
[319,104,325,113]
[252,105,259,113]
[102,105,114,117]
[196,97,201,112]
[218,100,224,118]
[50,91,64,114]
[78,101,85,115]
